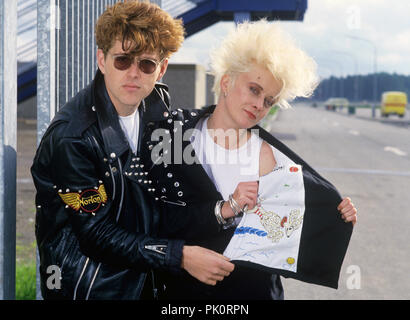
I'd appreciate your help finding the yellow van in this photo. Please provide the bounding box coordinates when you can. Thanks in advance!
[381,91,407,118]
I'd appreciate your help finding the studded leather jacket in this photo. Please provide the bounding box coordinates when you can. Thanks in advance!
[31,70,220,300]
[147,105,285,300]
[150,105,351,299]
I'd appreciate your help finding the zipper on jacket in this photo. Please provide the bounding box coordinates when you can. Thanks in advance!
[60,253,69,277]
[144,244,167,255]
[73,257,89,300]
[91,135,116,201]
[115,158,125,223]
[108,163,116,201]
[84,157,125,300]
[151,269,158,300]
[85,262,101,300]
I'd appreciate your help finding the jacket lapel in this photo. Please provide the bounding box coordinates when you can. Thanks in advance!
[93,70,129,159]
[178,105,221,199]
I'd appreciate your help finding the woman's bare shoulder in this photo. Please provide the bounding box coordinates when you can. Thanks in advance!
[259,141,276,177]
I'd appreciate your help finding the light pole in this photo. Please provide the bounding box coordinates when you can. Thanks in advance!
[346,35,378,117]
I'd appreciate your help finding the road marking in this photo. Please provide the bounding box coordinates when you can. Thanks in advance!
[349,130,360,136]
[316,167,410,177]
[384,146,407,156]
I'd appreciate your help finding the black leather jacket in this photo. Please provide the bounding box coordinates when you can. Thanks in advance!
[148,105,283,300]
[31,70,220,300]
[153,105,351,299]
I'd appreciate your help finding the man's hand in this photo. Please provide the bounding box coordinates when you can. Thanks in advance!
[337,197,358,226]
[181,246,235,286]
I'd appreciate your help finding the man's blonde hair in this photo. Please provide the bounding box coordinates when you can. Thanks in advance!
[95,0,185,59]
[210,20,319,108]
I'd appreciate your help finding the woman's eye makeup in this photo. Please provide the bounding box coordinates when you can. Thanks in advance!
[264,97,276,108]
[250,85,276,108]
[250,86,261,96]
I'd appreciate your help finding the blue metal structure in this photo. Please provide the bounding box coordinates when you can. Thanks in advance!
[17,0,36,103]
[17,0,307,104]
[174,0,307,37]
[18,62,37,102]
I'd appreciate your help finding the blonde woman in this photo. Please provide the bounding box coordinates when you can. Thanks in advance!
[154,20,357,300]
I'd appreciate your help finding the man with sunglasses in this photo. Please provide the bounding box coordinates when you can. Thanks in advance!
[31,1,234,300]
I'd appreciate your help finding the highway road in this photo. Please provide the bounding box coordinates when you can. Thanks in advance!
[269,103,410,300]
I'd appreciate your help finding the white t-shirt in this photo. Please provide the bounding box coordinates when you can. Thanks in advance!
[192,118,306,274]
[192,116,263,224]
[202,116,262,199]
[118,108,140,153]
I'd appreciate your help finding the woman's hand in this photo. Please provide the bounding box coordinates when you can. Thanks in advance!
[337,197,357,226]
[221,181,259,219]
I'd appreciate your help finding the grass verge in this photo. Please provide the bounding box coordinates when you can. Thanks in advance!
[16,260,36,300]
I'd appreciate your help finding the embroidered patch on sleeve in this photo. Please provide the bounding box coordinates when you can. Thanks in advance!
[58,184,108,215]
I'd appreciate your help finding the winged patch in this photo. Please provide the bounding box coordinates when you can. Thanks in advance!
[58,184,108,215]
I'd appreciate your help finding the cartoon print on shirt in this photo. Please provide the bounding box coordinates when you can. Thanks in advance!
[248,197,303,243]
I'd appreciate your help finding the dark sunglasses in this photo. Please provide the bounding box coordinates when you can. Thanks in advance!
[111,54,163,74]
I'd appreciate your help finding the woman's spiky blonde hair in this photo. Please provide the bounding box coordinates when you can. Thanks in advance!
[210,19,319,108]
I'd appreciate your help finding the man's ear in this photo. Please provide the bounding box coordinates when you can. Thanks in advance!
[157,58,169,81]
[97,49,106,74]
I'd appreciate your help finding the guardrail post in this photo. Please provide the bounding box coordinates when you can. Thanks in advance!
[0,0,17,300]
[36,0,59,300]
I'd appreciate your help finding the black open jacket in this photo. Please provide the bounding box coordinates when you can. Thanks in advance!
[31,70,220,300]
[150,105,353,299]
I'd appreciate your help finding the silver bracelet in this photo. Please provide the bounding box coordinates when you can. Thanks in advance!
[215,200,235,227]
[229,194,244,217]
[214,200,226,225]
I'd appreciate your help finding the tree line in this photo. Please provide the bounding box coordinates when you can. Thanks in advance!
[311,73,410,102]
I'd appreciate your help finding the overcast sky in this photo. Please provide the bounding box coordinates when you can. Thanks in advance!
[17,0,410,79]
[169,0,410,79]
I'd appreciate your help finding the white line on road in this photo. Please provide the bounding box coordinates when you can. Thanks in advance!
[316,167,410,177]
[384,146,408,156]
[349,130,360,136]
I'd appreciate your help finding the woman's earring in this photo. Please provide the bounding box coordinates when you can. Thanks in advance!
[224,91,227,98]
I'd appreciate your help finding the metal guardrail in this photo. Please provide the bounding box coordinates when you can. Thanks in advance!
[163,0,199,18]
[16,0,204,68]
[0,0,17,300]
[17,0,37,63]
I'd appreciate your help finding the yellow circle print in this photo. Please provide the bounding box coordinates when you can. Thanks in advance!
[287,257,295,265]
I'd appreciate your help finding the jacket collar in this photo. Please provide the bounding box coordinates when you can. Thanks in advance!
[141,83,172,124]
[93,69,173,159]
[189,104,216,128]
[93,69,130,158]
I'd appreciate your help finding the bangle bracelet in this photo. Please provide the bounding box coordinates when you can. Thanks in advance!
[214,200,226,225]
[229,194,244,217]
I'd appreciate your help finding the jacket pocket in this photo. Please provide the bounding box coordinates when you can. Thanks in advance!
[48,227,93,299]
